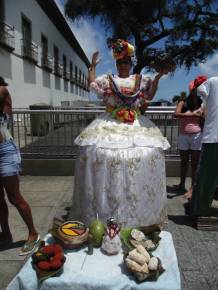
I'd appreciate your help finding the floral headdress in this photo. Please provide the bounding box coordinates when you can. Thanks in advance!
[107,38,134,60]
[189,75,207,92]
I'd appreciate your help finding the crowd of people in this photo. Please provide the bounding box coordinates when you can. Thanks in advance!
[0,39,217,255]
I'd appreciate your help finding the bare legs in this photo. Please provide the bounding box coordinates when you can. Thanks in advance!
[172,150,189,191]
[0,184,12,240]
[179,150,190,190]
[0,175,38,243]
[183,150,201,199]
[173,149,200,198]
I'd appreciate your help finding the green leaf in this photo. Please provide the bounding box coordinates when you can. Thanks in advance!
[120,227,134,251]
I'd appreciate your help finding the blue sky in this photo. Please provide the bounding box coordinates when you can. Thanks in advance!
[56,0,218,102]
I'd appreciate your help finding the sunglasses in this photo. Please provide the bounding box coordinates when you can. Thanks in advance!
[116,59,131,65]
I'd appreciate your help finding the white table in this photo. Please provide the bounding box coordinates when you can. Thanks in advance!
[7,231,181,290]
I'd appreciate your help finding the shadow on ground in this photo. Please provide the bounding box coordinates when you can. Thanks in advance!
[0,240,25,251]
[168,214,195,228]
[166,185,188,199]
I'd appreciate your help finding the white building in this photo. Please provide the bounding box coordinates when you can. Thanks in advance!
[0,0,90,108]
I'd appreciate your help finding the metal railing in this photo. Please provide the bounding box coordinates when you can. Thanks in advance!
[63,70,70,81]
[41,54,53,72]
[54,63,63,77]
[0,21,15,50]
[21,39,38,63]
[80,81,88,91]
[70,73,76,84]
[69,74,89,90]
[12,107,179,159]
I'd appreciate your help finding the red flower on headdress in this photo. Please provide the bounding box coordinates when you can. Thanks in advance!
[112,39,128,60]
[107,38,134,60]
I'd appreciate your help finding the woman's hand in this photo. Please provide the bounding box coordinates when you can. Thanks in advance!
[183,110,202,117]
[192,109,203,117]
[91,51,101,67]
[88,51,101,85]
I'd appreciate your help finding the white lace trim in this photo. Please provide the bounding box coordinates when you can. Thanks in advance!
[75,113,170,150]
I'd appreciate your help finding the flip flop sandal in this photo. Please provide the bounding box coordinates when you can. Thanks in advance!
[19,234,40,256]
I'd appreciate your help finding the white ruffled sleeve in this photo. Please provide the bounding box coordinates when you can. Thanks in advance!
[197,80,210,103]
[140,75,153,100]
[89,74,109,98]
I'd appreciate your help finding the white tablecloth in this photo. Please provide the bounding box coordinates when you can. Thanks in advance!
[7,231,181,290]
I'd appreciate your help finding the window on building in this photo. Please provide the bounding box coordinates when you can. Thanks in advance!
[0,1,15,51]
[21,15,38,63]
[22,15,32,46]
[75,65,78,82]
[79,69,82,84]
[0,0,5,20]
[70,61,73,80]
[54,46,59,67]
[53,46,62,76]
[63,54,67,77]
[41,34,48,58]
[41,34,53,71]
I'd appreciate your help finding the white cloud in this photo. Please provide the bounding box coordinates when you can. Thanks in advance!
[54,0,105,60]
[199,52,218,76]
[70,20,105,59]
[141,68,170,81]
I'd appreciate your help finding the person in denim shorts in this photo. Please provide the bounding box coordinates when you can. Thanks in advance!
[0,77,39,255]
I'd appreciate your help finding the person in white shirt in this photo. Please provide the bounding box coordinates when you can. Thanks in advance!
[190,77,218,216]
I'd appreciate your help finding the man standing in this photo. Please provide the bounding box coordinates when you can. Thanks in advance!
[190,77,218,216]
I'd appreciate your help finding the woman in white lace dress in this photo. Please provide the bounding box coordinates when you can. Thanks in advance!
[69,40,170,227]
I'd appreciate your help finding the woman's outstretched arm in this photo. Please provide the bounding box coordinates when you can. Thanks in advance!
[88,51,101,85]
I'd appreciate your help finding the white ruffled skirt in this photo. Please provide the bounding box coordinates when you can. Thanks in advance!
[69,113,170,227]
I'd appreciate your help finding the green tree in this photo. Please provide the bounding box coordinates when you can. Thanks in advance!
[65,0,218,73]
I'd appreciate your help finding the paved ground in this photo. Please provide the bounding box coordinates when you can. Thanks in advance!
[0,176,218,290]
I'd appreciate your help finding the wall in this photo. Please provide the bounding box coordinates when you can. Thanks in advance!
[0,0,89,108]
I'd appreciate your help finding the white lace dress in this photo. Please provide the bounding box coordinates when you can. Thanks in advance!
[69,74,170,227]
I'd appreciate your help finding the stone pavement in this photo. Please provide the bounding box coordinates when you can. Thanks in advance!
[0,176,218,290]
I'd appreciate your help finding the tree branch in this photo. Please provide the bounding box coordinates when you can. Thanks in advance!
[158,17,165,31]
[141,29,171,47]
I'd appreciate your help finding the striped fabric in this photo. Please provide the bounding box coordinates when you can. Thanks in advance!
[0,140,21,177]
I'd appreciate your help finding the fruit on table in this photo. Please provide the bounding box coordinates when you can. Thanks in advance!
[32,244,66,271]
[89,219,105,247]
[60,222,87,236]
[56,221,89,249]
